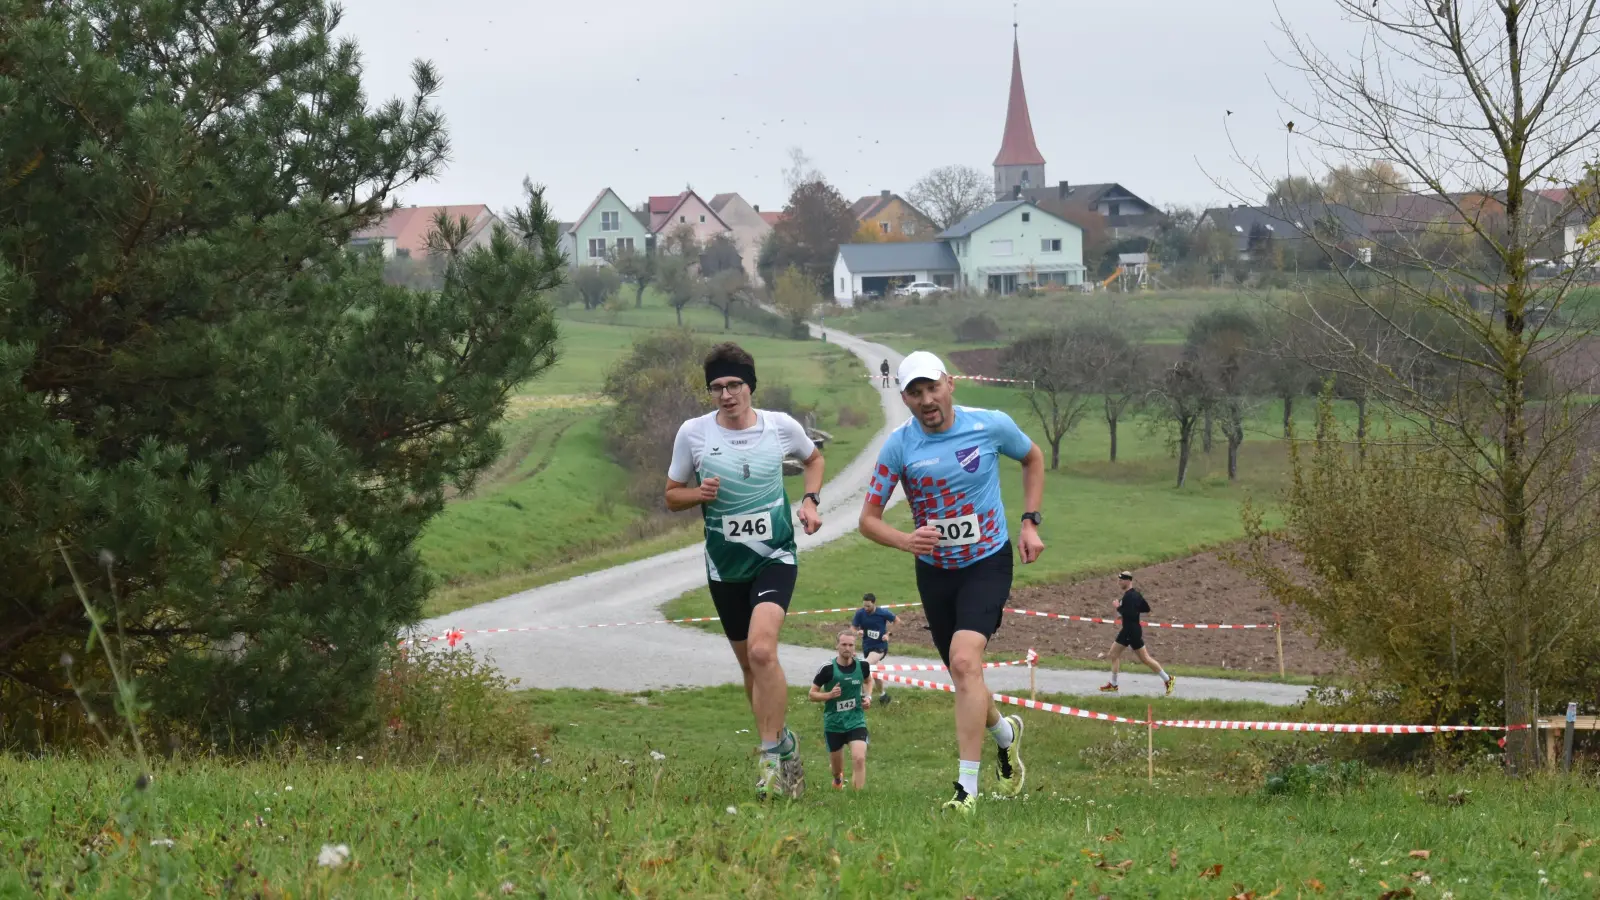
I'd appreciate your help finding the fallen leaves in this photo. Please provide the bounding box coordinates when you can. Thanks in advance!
[1098,828,1124,843]
[1408,849,1431,860]
[1377,887,1414,899]
[1091,859,1133,877]
[1200,863,1224,879]
[1170,848,1179,871]
[1304,878,1325,892]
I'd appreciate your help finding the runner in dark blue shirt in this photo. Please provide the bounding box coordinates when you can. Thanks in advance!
[1100,571,1175,696]
[851,593,898,705]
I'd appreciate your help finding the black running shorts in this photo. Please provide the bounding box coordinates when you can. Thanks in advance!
[1115,625,1145,650]
[825,727,870,752]
[708,563,797,643]
[914,542,1014,666]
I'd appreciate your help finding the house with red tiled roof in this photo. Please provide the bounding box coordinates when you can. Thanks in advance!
[351,204,502,258]
[646,190,731,249]
[849,189,936,241]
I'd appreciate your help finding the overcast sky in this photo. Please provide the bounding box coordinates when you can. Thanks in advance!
[336,0,1361,219]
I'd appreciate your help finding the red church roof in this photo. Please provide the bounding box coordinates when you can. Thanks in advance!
[993,36,1046,168]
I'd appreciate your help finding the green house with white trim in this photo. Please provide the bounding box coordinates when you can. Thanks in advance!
[940,199,1087,294]
[560,187,650,269]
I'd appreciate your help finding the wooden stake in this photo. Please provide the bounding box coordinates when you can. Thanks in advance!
[1147,704,1154,784]
[1029,660,1037,702]
[1275,612,1286,679]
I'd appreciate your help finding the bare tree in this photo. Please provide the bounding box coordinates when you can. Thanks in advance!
[1002,328,1097,469]
[571,264,621,310]
[610,245,656,308]
[656,254,699,326]
[1239,0,1600,769]
[782,146,823,194]
[704,268,747,331]
[1186,310,1264,481]
[907,164,993,230]
[1153,359,1208,488]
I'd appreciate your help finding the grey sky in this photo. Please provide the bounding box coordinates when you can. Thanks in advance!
[337,0,1358,219]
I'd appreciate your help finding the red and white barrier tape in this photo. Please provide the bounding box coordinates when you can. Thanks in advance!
[405,603,916,646]
[875,673,1146,723]
[1006,607,1276,630]
[880,673,1531,733]
[1154,719,1531,734]
[866,374,1034,387]
[873,649,1037,673]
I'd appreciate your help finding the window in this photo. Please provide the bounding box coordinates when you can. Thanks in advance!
[588,238,606,258]
[880,221,890,234]
[1041,238,1062,252]
[1109,202,1121,216]
[601,211,620,231]
[1020,170,1031,187]
[990,239,1013,256]
[679,215,686,223]
[902,220,916,235]
[840,277,846,292]
[614,237,635,254]
[699,215,706,223]
[1021,212,1031,223]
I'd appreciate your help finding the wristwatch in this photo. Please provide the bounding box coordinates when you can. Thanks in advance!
[802,492,822,507]
[1020,511,1043,527]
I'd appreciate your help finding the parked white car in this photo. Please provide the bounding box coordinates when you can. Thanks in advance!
[894,281,946,298]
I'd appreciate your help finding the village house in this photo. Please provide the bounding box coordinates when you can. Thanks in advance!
[558,187,651,268]
[849,190,937,241]
[708,192,772,282]
[351,204,503,258]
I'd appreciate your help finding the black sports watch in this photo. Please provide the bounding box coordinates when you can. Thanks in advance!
[802,492,822,507]
[1020,511,1043,527]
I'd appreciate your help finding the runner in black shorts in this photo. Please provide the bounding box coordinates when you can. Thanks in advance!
[665,343,826,799]
[1100,571,1175,696]
[851,593,897,704]
[858,351,1047,815]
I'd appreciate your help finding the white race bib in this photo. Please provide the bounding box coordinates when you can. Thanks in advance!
[834,698,857,712]
[866,629,881,639]
[723,512,772,544]
[929,514,981,547]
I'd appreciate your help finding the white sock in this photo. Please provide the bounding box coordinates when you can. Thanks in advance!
[957,759,980,795]
[1160,670,1172,683]
[987,717,1014,750]
[1110,672,1119,685]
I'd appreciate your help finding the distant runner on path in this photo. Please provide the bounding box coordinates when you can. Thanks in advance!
[665,342,825,800]
[880,359,892,388]
[1100,570,1175,696]
[809,631,872,790]
[857,350,1046,815]
[852,593,896,705]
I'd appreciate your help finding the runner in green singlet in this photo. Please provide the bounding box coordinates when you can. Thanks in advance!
[809,631,872,790]
[666,343,825,800]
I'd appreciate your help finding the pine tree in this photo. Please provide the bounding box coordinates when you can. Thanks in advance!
[0,0,564,745]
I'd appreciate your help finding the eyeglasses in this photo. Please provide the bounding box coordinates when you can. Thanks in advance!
[708,381,747,396]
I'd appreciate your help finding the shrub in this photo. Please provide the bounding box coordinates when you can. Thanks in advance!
[601,332,712,506]
[371,643,547,764]
[836,405,868,428]
[1261,760,1371,797]
[954,313,1001,343]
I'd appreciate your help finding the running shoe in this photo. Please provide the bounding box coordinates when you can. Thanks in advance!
[1098,682,1119,693]
[755,755,781,800]
[942,782,976,814]
[993,715,1025,797]
[880,692,892,706]
[777,728,805,798]
[833,776,845,790]
[1165,675,1176,697]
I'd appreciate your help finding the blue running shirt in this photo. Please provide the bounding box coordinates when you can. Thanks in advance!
[866,406,1034,569]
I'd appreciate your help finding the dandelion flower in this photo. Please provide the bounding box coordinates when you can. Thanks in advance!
[650,751,666,761]
[317,844,351,868]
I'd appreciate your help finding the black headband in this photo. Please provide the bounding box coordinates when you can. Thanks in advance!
[705,359,757,391]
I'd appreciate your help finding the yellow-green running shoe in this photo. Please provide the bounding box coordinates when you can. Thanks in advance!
[993,715,1025,797]
[942,782,977,814]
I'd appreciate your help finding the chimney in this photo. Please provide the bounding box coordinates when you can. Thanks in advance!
[881,189,891,199]
[1058,180,1069,200]
[1012,185,1022,200]
[753,204,760,212]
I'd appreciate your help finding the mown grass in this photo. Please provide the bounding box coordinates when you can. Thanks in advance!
[419,303,879,619]
[824,287,1279,354]
[11,684,1593,897]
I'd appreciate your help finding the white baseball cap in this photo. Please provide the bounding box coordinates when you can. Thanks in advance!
[897,351,948,388]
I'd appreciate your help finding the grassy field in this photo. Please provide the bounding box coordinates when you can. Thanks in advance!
[13,684,1593,897]
[666,384,1346,631]
[823,287,1280,358]
[418,298,880,618]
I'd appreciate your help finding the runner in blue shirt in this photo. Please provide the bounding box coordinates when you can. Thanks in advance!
[851,593,897,705]
[857,351,1046,814]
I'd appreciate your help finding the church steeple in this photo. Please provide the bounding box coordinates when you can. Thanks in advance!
[993,26,1046,199]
